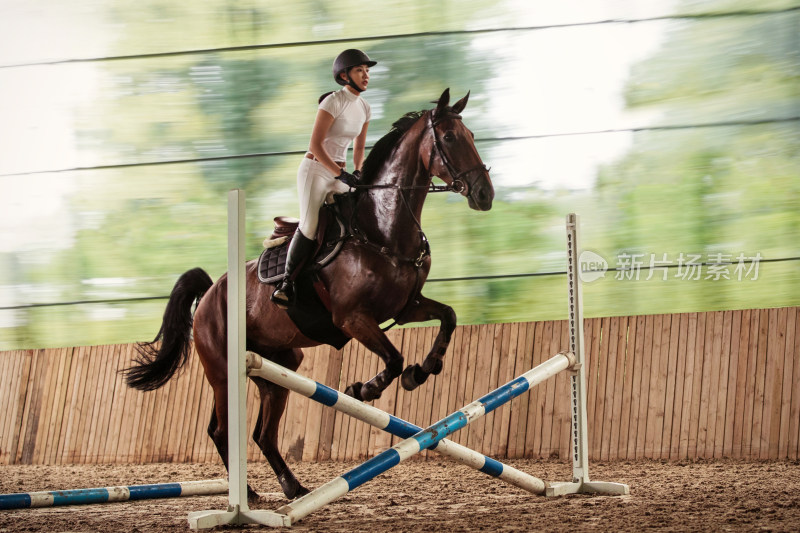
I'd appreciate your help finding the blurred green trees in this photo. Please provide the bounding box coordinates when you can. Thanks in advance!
[1,0,798,349]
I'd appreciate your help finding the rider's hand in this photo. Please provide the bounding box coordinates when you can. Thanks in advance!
[352,169,362,181]
[337,169,358,187]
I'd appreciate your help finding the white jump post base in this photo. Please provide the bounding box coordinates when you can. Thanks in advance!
[188,197,627,529]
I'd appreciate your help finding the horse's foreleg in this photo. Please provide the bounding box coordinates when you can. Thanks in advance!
[394,295,456,391]
[336,313,404,402]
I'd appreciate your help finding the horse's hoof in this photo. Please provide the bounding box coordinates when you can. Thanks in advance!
[289,485,310,500]
[247,486,261,503]
[423,357,444,376]
[360,382,382,402]
[401,364,428,391]
[344,382,364,401]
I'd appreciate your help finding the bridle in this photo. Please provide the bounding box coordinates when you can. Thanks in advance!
[425,110,490,196]
[353,109,489,196]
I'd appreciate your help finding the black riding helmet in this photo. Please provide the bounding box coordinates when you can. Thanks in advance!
[332,49,377,92]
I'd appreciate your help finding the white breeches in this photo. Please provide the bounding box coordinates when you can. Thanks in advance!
[297,157,350,238]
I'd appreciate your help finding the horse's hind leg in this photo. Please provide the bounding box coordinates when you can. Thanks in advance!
[251,348,309,500]
[207,396,261,501]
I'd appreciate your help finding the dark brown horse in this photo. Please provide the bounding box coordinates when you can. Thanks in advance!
[124,88,493,501]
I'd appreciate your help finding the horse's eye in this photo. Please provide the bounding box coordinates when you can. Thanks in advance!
[444,132,455,142]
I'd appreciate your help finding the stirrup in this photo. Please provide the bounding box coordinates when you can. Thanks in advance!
[270,280,294,309]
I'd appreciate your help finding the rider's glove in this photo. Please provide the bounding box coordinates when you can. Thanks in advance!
[337,169,358,187]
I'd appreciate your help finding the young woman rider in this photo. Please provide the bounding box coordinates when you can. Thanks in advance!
[271,49,376,308]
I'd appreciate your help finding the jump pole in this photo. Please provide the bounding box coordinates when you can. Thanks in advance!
[245,351,550,495]
[0,480,228,510]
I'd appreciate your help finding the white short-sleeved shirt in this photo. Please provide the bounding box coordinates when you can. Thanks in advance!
[317,88,371,162]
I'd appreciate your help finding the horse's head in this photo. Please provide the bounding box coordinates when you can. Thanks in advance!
[425,88,494,211]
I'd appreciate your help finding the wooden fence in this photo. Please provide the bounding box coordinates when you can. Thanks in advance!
[1,306,798,465]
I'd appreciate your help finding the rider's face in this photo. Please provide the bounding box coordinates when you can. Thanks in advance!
[344,64,370,91]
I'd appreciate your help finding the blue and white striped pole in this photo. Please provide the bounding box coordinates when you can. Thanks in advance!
[0,479,228,510]
[246,352,564,495]
[254,350,575,526]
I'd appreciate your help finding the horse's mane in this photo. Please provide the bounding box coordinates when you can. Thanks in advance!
[360,110,427,182]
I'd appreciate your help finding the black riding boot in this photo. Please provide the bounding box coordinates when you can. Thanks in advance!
[270,229,317,309]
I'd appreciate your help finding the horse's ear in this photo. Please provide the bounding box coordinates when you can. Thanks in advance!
[435,88,451,112]
[452,91,470,114]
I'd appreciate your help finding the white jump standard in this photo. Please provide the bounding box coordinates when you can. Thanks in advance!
[187,190,628,529]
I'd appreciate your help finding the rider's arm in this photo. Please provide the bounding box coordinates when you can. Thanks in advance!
[308,109,343,175]
[353,121,369,173]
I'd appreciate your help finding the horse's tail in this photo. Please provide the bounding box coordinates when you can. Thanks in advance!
[123,267,214,391]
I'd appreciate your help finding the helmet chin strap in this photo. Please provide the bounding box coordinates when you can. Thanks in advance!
[344,73,365,93]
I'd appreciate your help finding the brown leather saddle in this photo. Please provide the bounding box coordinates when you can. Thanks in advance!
[257,206,346,285]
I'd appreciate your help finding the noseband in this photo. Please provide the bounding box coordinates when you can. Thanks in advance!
[426,111,489,197]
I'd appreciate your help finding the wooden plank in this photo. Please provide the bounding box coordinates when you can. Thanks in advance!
[668,313,689,459]
[695,313,715,459]
[508,321,535,459]
[591,317,610,460]
[731,309,752,458]
[357,341,380,460]
[686,313,706,459]
[750,309,770,458]
[653,314,672,458]
[10,350,34,465]
[789,309,800,460]
[584,318,600,454]
[88,345,116,463]
[764,308,786,459]
[76,345,103,463]
[703,311,723,459]
[301,347,329,462]
[103,344,131,463]
[19,349,47,464]
[524,320,547,458]
[609,316,629,460]
[539,320,561,458]
[443,325,467,448]
[0,351,18,463]
[495,322,518,458]
[600,316,620,461]
[37,348,65,464]
[661,312,681,459]
[189,354,214,463]
[779,307,796,459]
[61,346,88,463]
[328,343,352,461]
[467,324,493,454]
[644,315,665,459]
[484,324,506,457]
[722,311,743,458]
[416,327,437,459]
[626,315,647,459]
[617,315,637,460]
[78,345,104,463]
[712,311,733,458]
[317,346,344,461]
[740,310,761,458]
[677,313,698,459]
[11,350,32,464]
[33,348,60,464]
[634,315,654,459]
